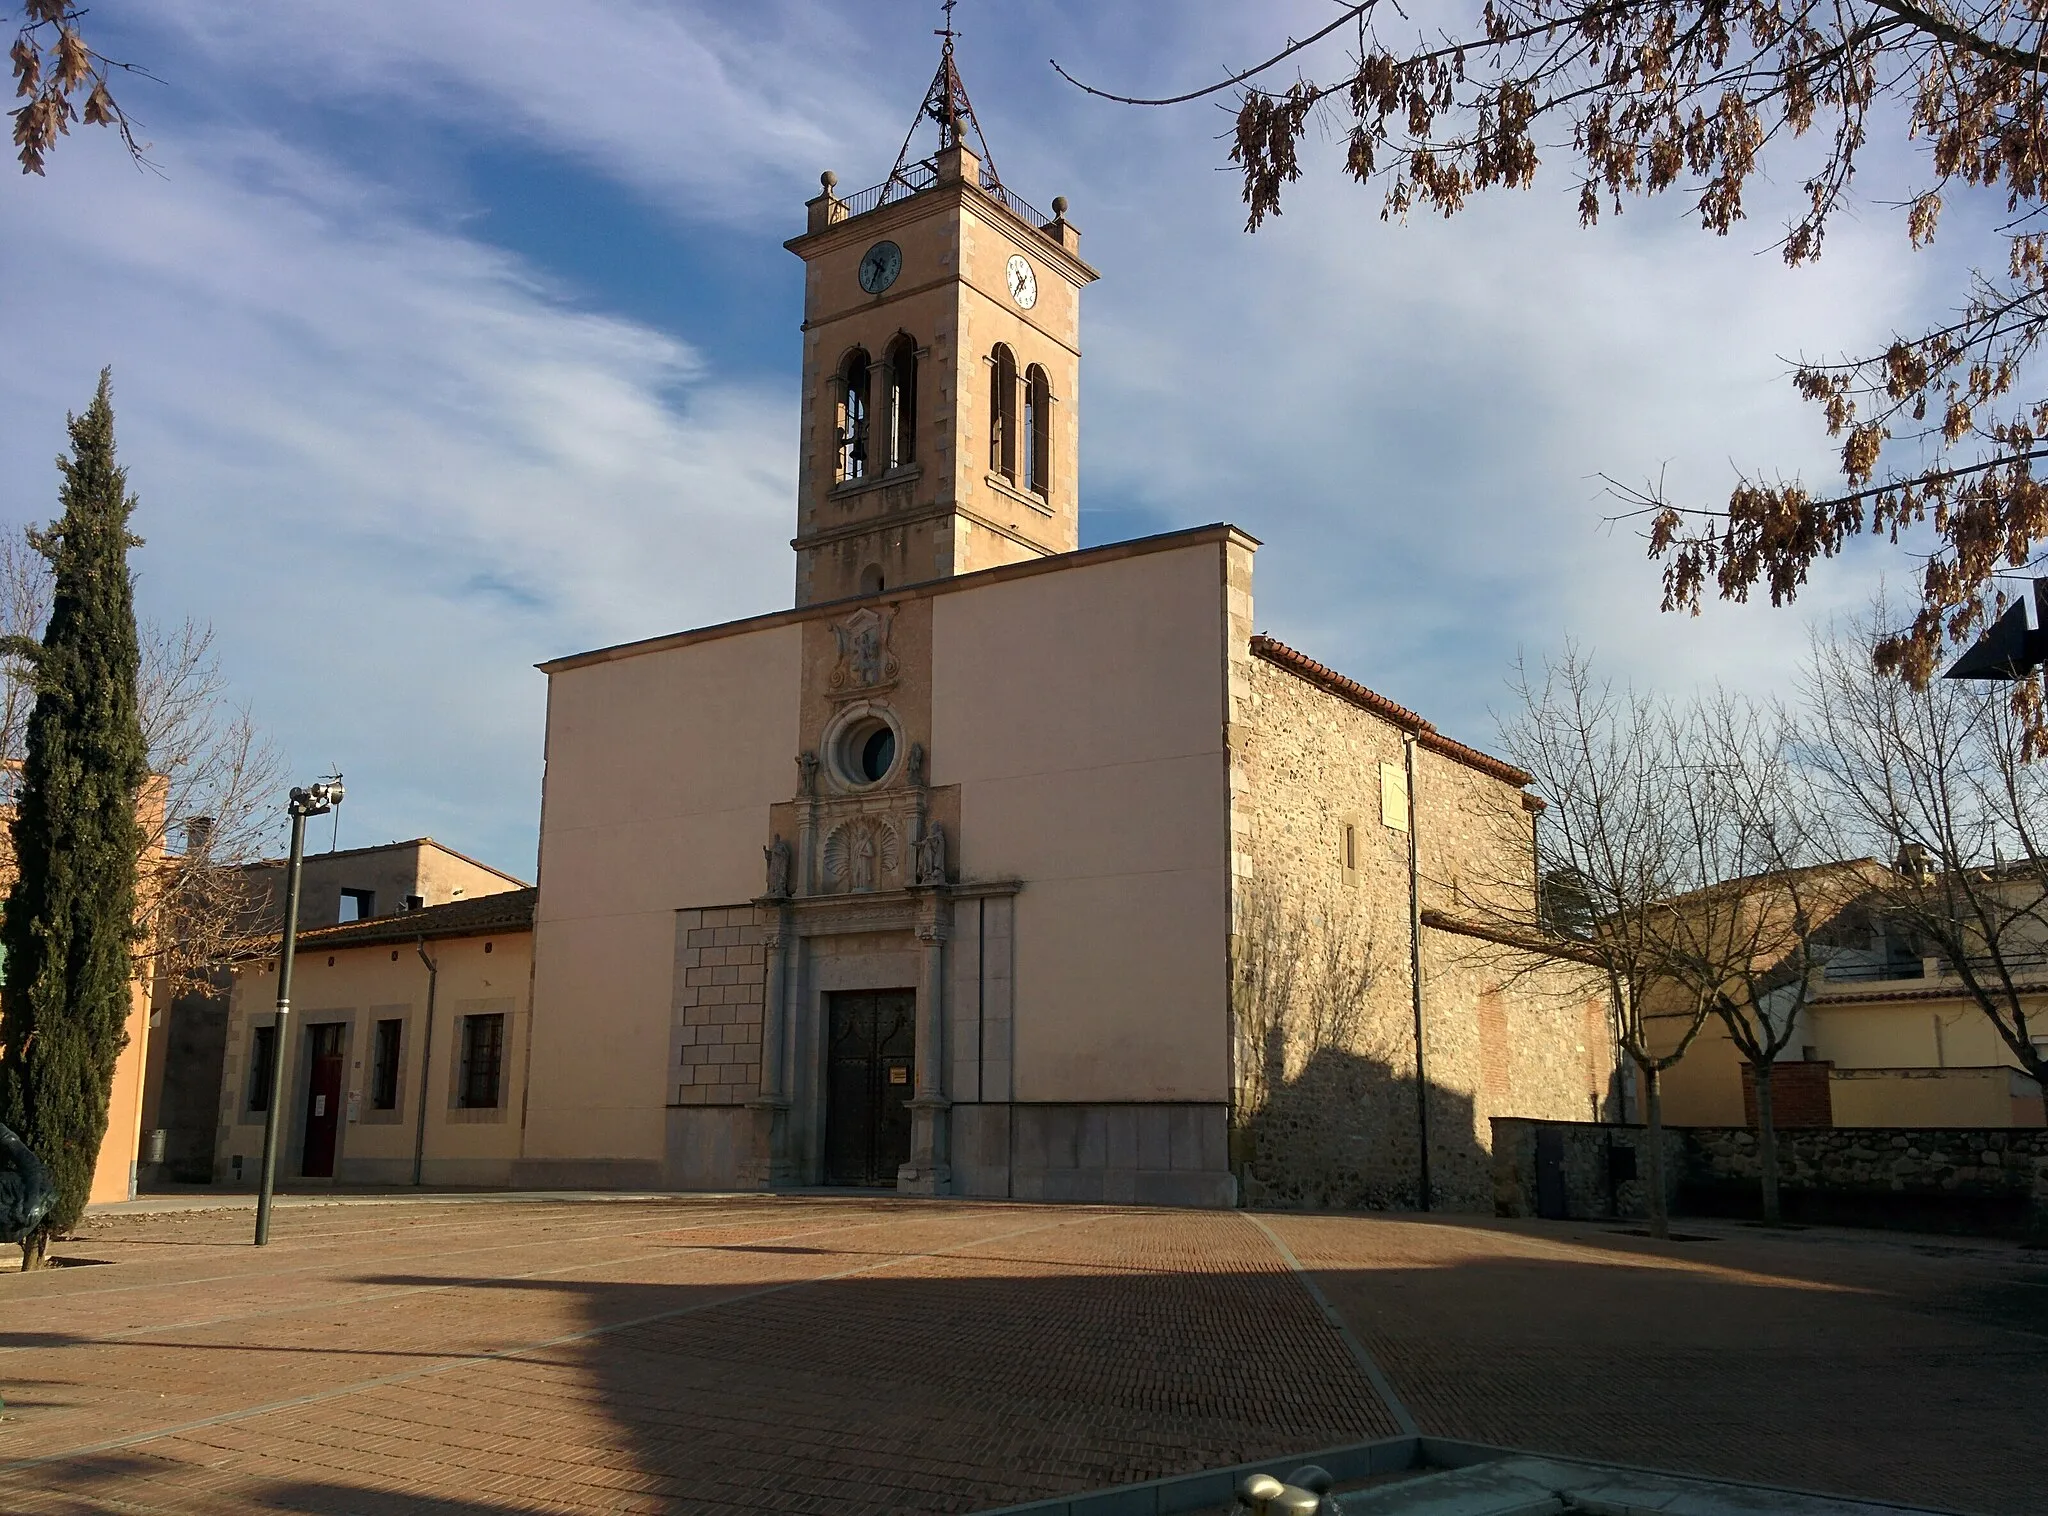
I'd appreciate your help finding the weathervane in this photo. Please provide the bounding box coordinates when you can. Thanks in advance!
[886,0,1004,194]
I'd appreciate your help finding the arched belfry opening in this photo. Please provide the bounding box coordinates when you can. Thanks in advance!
[883,334,917,471]
[1024,363,1051,499]
[835,349,871,484]
[989,343,1018,485]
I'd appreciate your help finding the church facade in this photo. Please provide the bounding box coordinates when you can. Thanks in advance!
[514,55,1608,1209]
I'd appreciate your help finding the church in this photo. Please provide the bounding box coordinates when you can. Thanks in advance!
[511,45,1609,1209]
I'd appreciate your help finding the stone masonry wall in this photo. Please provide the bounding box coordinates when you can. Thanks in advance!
[671,906,768,1107]
[1239,653,1609,1211]
[1494,1115,2048,1234]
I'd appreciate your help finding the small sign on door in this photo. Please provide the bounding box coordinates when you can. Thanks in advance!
[313,1094,327,1117]
[888,1066,909,1085]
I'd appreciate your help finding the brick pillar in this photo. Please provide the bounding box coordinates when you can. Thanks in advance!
[1742,1061,1834,1128]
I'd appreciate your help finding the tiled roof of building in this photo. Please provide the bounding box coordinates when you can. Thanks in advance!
[1814,978,2048,1007]
[237,887,536,958]
[1419,907,1605,966]
[1249,636,1534,789]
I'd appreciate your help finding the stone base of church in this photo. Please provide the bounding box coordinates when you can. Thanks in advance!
[950,1102,1236,1208]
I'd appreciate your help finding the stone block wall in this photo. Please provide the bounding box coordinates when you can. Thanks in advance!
[1682,1124,2048,1233]
[1236,650,1611,1212]
[1491,1117,1683,1221]
[671,906,768,1106]
[1494,1115,2048,1234]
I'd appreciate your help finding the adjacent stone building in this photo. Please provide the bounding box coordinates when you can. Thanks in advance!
[514,48,1608,1209]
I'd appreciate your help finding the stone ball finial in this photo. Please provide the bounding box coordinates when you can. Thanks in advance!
[821,170,839,191]
[1052,195,1069,217]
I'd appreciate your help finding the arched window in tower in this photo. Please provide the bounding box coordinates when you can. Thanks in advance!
[1023,364,1052,499]
[883,335,917,470]
[836,348,871,484]
[989,343,1018,484]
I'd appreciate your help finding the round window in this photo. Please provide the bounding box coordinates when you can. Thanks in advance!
[856,723,896,783]
[831,713,899,787]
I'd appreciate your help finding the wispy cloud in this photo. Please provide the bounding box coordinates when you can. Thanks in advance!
[0,0,1978,867]
[0,131,792,871]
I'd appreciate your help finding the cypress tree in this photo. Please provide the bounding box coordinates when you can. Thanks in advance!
[0,369,147,1266]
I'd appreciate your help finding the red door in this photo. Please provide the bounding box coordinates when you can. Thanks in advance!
[301,1023,346,1178]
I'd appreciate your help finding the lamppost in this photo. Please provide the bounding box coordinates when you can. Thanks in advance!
[254,777,344,1246]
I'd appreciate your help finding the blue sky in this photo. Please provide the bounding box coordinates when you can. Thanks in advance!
[0,1,1951,876]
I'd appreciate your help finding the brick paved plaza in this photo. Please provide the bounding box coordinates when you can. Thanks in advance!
[0,1195,2039,1514]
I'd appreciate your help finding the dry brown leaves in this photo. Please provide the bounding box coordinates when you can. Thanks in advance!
[10,2,137,175]
[1223,0,2048,743]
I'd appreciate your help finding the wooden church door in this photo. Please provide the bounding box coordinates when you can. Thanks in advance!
[823,990,916,1187]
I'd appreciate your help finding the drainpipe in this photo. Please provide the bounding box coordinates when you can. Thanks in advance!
[412,937,438,1187]
[1405,732,1431,1211]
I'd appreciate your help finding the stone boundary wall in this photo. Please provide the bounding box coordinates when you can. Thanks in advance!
[1493,1116,2048,1235]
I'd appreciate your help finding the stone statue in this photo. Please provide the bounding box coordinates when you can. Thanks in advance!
[915,821,947,887]
[764,834,792,899]
[850,825,879,892]
[907,741,926,788]
[796,751,819,798]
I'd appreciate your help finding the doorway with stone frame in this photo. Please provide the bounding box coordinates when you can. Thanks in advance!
[821,989,916,1186]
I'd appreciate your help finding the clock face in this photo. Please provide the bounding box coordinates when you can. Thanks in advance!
[858,241,902,294]
[1006,254,1038,310]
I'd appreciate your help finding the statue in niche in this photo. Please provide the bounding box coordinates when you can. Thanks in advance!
[796,751,819,798]
[915,822,947,887]
[906,741,926,788]
[763,834,792,899]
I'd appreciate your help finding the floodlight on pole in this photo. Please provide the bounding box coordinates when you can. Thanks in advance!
[253,776,344,1246]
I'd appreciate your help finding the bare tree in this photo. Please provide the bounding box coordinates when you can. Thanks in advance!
[1803,607,2048,1094]
[1058,3,2048,739]
[1652,695,1879,1224]
[0,525,51,785]
[0,528,284,991]
[1494,649,1715,1238]
[130,617,286,991]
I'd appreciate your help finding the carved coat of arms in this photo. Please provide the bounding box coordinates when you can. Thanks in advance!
[829,607,898,697]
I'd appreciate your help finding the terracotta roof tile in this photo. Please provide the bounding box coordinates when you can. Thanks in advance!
[237,887,535,958]
[1249,636,1533,788]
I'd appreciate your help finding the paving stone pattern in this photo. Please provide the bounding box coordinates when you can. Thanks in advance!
[0,1197,2039,1514]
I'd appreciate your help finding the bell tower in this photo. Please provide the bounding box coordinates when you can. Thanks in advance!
[784,31,1098,607]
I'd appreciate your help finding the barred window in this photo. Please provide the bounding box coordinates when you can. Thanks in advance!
[459,1013,505,1109]
[371,1018,402,1110]
[247,1024,277,1112]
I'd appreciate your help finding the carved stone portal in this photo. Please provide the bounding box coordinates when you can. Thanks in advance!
[822,817,900,893]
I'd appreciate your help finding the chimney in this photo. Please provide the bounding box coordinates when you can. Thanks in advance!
[182,816,216,858]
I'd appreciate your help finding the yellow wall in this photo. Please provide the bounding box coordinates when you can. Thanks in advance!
[1647,987,2046,1128]
[1831,1066,2043,1128]
[525,621,802,1174]
[88,976,153,1204]
[217,930,532,1186]
[931,540,1231,1103]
